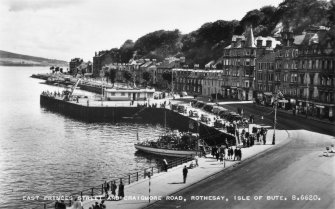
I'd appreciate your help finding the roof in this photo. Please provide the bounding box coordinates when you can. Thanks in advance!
[141,61,153,68]
[245,27,256,48]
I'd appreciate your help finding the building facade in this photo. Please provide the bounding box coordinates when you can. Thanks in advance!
[275,27,334,120]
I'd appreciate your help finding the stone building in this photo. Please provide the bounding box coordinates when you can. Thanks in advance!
[275,27,334,120]
[69,58,83,75]
[93,50,120,77]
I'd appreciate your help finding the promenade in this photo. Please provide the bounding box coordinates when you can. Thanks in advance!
[76,129,289,209]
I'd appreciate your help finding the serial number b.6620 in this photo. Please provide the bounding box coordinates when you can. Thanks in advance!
[291,195,320,201]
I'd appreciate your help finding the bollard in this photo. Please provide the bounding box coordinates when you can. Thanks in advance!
[44,204,46,209]
[81,192,83,201]
[144,169,146,179]
[101,184,104,194]
[136,172,139,181]
[128,175,130,184]
[91,188,94,196]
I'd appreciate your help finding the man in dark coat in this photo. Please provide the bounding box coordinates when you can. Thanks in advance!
[118,181,124,199]
[234,147,238,161]
[183,166,188,183]
[163,159,168,172]
[56,200,66,209]
[111,181,117,196]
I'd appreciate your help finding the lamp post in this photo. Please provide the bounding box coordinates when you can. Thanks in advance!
[148,172,151,203]
[272,89,278,145]
[306,74,309,118]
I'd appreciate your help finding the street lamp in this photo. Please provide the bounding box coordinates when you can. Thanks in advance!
[272,88,281,145]
[148,171,151,203]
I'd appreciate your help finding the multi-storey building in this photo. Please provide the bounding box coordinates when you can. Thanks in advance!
[173,69,206,96]
[93,50,120,76]
[275,27,334,120]
[202,70,225,98]
[157,57,183,89]
[221,33,254,100]
[69,58,83,75]
[253,36,281,105]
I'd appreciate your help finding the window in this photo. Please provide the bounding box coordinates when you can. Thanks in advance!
[257,71,262,80]
[245,59,250,66]
[283,73,288,82]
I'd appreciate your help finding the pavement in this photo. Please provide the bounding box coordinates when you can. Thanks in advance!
[72,129,289,209]
[147,130,335,209]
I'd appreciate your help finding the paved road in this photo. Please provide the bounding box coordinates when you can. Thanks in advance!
[222,103,334,136]
[146,104,335,209]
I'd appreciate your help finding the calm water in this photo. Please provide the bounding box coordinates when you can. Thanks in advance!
[0,66,170,209]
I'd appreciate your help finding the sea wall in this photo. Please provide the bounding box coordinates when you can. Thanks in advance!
[40,95,236,146]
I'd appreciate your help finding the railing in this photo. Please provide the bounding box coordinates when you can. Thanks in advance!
[36,155,194,209]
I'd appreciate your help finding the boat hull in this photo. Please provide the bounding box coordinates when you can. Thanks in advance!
[134,144,198,157]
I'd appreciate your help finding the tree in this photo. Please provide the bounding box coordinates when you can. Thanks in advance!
[162,71,172,84]
[123,70,133,86]
[104,70,110,83]
[109,68,117,87]
[142,71,152,86]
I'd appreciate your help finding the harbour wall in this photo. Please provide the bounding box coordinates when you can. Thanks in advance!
[40,95,236,146]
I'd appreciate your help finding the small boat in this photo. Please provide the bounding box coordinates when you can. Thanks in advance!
[134,130,208,157]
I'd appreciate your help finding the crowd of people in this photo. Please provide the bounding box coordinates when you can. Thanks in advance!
[238,127,268,147]
[41,90,62,98]
[211,145,242,162]
[54,180,124,209]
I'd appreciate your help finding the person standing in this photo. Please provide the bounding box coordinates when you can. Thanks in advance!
[106,182,110,192]
[103,181,108,195]
[111,181,117,196]
[234,147,238,161]
[183,166,188,183]
[118,181,124,199]
[219,152,224,164]
[194,155,199,167]
[238,148,242,161]
[163,159,168,172]
[72,197,82,209]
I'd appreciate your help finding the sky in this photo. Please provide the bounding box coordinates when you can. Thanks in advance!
[0,0,284,61]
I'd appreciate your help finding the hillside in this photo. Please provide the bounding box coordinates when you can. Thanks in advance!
[112,0,334,67]
[0,50,68,67]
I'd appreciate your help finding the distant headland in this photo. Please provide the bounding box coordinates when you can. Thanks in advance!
[0,50,68,67]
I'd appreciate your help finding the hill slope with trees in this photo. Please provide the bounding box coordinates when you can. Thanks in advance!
[112,0,335,67]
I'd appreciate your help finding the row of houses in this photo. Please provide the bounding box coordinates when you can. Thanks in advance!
[71,26,334,120]
[173,26,334,120]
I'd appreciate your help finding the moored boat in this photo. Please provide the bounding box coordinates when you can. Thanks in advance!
[134,130,209,157]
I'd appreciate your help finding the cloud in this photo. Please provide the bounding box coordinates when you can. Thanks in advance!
[6,0,84,12]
